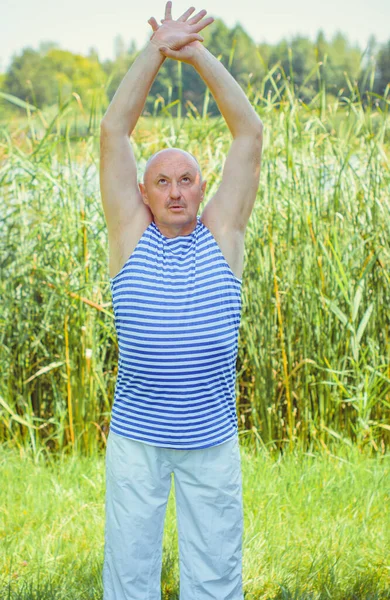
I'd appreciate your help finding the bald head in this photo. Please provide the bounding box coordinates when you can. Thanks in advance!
[143,148,202,183]
[138,147,207,228]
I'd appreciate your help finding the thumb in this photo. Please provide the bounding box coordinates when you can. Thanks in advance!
[159,46,180,59]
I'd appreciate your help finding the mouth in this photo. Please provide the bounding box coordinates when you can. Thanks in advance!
[169,206,184,211]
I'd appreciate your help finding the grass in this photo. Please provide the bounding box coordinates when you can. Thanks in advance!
[1,101,389,456]
[0,53,389,454]
[1,440,389,599]
[1,43,389,600]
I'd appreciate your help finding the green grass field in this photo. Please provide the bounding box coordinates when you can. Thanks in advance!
[1,63,389,599]
[1,441,389,599]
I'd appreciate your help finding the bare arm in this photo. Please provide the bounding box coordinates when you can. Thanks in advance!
[159,39,264,232]
[99,3,213,238]
[160,41,262,138]
[101,42,166,136]
[100,42,166,239]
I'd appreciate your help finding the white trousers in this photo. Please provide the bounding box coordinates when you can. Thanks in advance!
[103,429,244,600]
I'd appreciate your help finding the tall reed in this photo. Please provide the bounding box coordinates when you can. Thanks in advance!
[0,56,389,456]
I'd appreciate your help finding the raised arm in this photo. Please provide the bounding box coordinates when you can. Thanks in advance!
[99,42,166,239]
[99,3,212,237]
[158,37,264,233]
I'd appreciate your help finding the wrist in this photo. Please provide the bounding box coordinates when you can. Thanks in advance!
[146,39,167,63]
[188,42,209,67]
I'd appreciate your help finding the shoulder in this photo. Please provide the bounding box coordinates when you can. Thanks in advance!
[199,213,245,281]
[108,205,153,280]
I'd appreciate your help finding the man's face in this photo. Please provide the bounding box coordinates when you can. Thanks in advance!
[139,149,207,233]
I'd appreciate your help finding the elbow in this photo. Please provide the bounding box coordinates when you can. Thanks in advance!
[100,118,113,133]
[253,119,263,148]
[255,117,264,137]
[245,116,263,143]
[100,117,130,137]
[100,119,131,137]
[234,118,263,143]
[100,117,117,132]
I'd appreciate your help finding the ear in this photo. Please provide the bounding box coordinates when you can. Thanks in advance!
[201,179,207,198]
[139,182,149,205]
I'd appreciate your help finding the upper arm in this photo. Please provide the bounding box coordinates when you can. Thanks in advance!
[200,129,263,233]
[99,124,150,236]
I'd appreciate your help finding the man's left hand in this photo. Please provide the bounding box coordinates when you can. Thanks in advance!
[148,1,213,63]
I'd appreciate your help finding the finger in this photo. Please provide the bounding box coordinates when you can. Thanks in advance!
[192,16,214,33]
[159,46,179,59]
[187,9,207,25]
[177,33,204,46]
[148,17,159,31]
[164,0,172,20]
[158,34,204,56]
[177,6,196,21]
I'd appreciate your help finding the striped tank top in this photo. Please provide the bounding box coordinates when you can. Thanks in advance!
[109,215,242,449]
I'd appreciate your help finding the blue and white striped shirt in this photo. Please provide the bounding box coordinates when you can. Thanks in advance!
[109,215,242,449]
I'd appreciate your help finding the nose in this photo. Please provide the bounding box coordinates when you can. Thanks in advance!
[169,181,181,199]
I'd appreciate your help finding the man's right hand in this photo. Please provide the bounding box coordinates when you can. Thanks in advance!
[148,1,214,55]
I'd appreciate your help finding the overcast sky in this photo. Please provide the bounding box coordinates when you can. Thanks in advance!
[1,0,388,72]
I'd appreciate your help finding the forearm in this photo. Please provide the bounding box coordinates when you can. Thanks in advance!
[191,44,263,138]
[101,41,166,136]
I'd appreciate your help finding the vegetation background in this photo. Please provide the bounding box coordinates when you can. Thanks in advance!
[1,20,390,119]
[0,18,389,599]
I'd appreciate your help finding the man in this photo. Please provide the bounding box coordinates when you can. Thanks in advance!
[99,2,263,599]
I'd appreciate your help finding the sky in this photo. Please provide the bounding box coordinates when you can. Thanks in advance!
[1,0,388,73]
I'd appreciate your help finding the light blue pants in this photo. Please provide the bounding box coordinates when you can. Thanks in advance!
[103,429,244,599]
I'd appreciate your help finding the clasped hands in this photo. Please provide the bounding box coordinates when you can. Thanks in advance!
[148,0,214,63]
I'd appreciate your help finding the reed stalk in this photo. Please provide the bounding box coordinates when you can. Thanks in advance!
[0,48,389,456]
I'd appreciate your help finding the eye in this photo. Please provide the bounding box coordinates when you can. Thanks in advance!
[158,178,167,184]
[182,177,190,183]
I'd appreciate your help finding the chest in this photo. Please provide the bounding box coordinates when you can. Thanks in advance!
[111,260,242,352]
[111,241,242,318]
